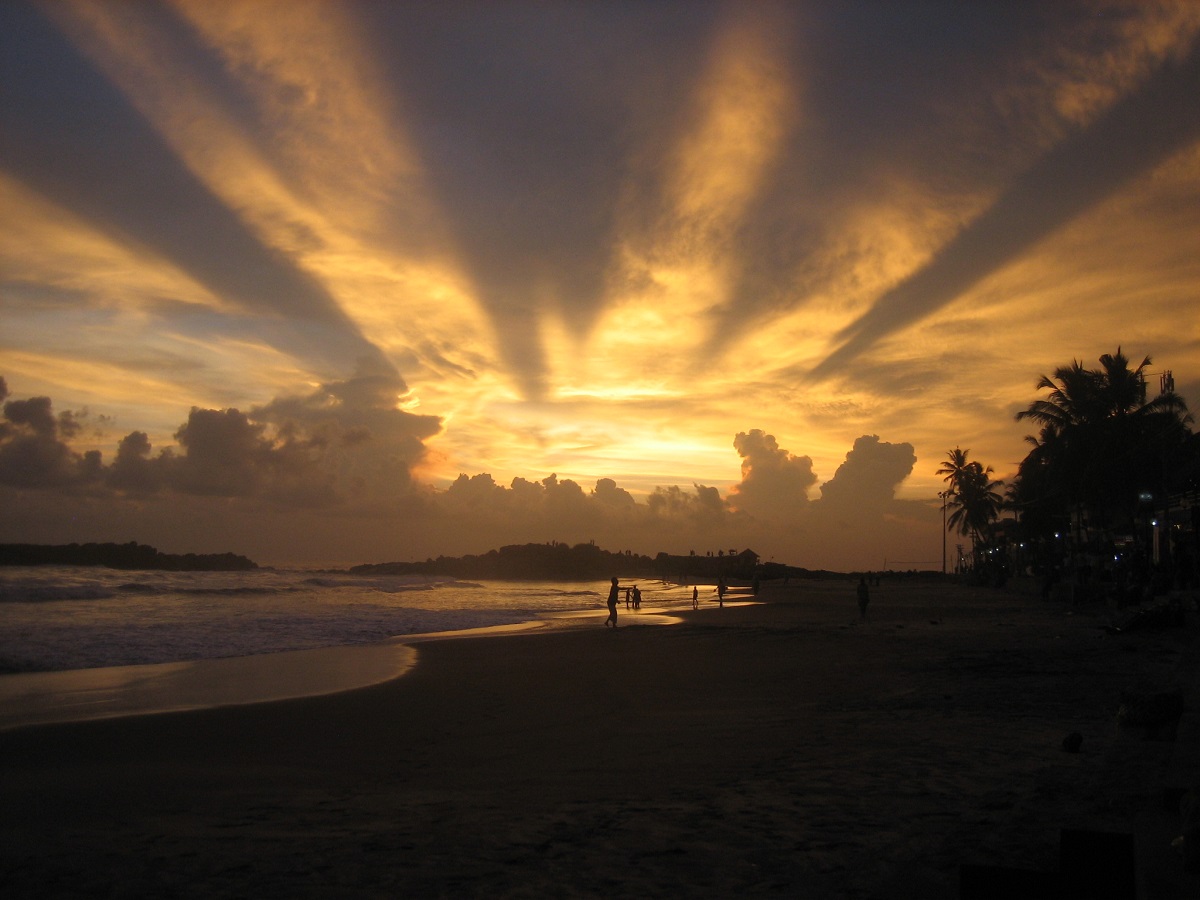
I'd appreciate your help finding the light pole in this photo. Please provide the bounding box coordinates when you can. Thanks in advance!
[939,491,949,574]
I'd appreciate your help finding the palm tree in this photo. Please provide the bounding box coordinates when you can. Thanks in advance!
[1006,425,1070,541]
[1014,347,1192,553]
[937,447,973,492]
[938,448,1005,560]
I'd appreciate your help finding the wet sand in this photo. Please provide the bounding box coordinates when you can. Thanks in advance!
[0,642,418,731]
[1,579,1197,898]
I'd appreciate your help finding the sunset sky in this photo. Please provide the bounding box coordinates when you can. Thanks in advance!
[2,1,1199,571]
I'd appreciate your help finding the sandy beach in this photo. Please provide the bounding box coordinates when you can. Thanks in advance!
[2,578,1198,899]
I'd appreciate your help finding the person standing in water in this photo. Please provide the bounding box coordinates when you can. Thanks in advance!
[605,577,620,628]
[692,586,699,609]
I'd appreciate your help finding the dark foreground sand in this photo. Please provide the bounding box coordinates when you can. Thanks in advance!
[2,579,1198,899]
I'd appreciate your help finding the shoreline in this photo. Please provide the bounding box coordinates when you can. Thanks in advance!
[0,599,702,732]
[3,580,1197,898]
[0,640,420,732]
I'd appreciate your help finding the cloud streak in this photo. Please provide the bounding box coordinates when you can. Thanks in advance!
[809,32,1200,381]
[0,3,392,379]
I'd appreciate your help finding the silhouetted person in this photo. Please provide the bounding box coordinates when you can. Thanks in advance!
[857,577,870,619]
[624,586,632,610]
[606,577,620,628]
[692,586,699,609]
[632,585,641,610]
[718,577,726,608]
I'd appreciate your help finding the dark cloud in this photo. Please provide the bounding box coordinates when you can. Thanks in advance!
[727,429,818,517]
[459,479,731,558]
[170,408,279,498]
[438,471,728,552]
[254,371,441,458]
[446,472,608,526]
[0,373,440,508]
[252,372,443,504]
[0,376,939,569]
[819,435,917,510]
[106,407,340,507]
[444,472,508,511]
[591,477,635,511]
[646,483,726,523]
[107,431,162,495]
[539,474,589,519]
[4,396,57,437]
[0,395,97,489]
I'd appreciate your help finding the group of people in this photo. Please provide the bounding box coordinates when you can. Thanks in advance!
[604,579,720,627]
[602,580,649,627]
[623,585,642,610]
[604,576,878,627]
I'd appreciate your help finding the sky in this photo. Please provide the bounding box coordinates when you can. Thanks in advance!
[2,0,1199,571]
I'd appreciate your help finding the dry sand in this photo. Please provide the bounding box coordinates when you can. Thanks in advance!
[1,578,1198,899]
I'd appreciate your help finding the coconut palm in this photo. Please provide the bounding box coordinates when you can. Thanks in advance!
[936,447,973,491]
[938,448,1005,553]
[1006,425,1069,538]
[1014,347,1192,544]
[1018,348,1188,431]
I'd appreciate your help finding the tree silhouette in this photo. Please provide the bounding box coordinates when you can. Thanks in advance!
[1013,348,1192,546]
[938,447,1004,558]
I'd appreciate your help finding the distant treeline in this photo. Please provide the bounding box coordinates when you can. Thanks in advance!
[349,541,830,582]
[0,542,258,571]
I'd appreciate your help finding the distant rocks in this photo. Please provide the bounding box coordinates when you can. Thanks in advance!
[348,542,764,581]
[0,542,257,571]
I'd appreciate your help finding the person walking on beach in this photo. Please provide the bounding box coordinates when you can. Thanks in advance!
[692,586,699,609]
[856,576,870,620]
[605,577,620,628]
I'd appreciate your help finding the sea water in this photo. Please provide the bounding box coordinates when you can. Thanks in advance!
[0,567,709,674]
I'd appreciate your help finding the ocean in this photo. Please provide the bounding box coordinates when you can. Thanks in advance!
[0,566,709,674]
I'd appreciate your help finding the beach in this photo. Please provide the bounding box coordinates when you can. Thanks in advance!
[2,579,1197,898]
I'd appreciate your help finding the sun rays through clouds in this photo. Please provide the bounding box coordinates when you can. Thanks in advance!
[3,1,1200,568]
